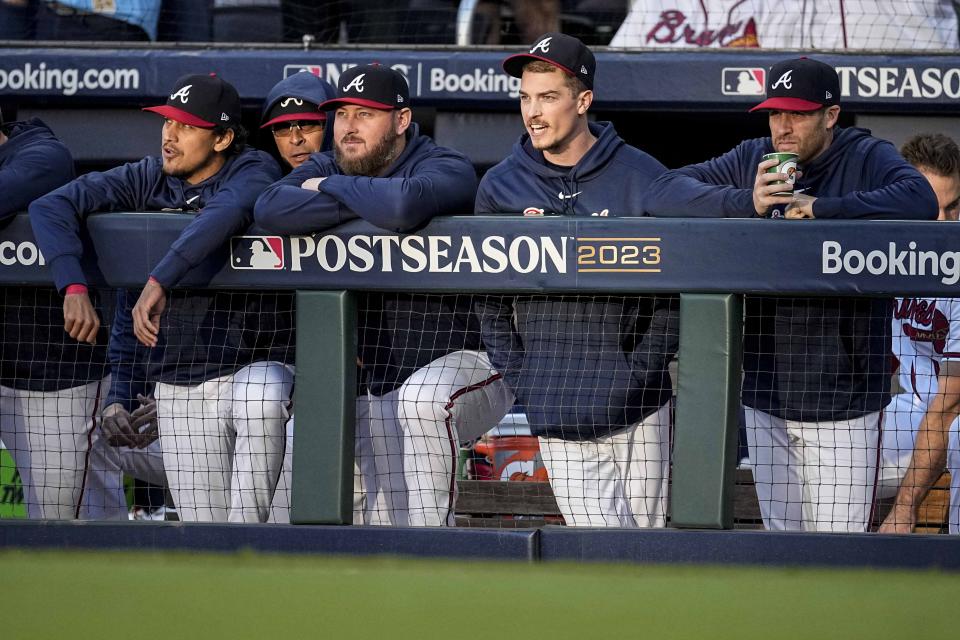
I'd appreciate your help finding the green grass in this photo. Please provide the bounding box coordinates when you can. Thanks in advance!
[3,550,955,639]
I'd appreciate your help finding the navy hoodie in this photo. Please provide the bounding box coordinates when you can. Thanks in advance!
[254,124,480,396]
[29,148,282,408]
[475,121,678,440]
[261,71,337,157]
[0,118,108,391]
[646,127,939,422]
[251,73,338,369]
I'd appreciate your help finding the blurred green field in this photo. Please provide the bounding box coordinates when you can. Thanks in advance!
[3,549,955,639]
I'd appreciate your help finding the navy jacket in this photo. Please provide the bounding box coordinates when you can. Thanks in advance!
[646,127,939,422]
[255,124,480,396]
[475,121,678,440]
[29,148,282,405]
[250,73,338,371]
[0,118,108,392]
[0,118,75,219]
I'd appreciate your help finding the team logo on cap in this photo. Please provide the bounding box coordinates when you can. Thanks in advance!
[231,236,285,270]
[530,36,552,54]
[343,74,366,93]
[281,97,304,107]
[170,85,192,103]
[771,70,793,90]
[580,65,588,75]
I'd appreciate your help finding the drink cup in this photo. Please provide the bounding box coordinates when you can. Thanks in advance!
[763,152,798,196]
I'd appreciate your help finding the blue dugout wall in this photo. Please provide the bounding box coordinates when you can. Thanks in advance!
[2,47,960,113]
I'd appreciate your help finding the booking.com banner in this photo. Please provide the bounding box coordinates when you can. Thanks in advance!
[0,213,956,296]
[2,48,960,110]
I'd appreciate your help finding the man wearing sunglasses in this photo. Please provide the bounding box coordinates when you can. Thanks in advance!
[256,71,335,523]
[260,72,336,170]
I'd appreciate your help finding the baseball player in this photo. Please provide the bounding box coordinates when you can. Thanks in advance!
[258,71,336,524]
[877,134,960,533]
[261,71,336,170]
[30,74,289,523]
[474,33,678,528]
[254,64,479,526]
[646,57,938,532]
[0,108,129,519]
[878,133,960,500]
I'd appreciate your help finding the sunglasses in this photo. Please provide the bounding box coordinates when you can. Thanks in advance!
[271,121,325,137]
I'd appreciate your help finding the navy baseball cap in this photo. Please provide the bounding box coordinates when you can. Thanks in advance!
[503,32,596,90]
[144,73,242,128]
[319,65,409,111]
[260,97,326,129]
[750,57,840,112]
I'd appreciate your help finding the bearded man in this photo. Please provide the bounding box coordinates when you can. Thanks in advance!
[254,64,481,527]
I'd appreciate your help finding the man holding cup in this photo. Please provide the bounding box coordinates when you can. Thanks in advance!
[646,57,937,532]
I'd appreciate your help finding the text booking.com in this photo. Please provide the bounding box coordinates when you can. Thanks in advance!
[0,62,140,96]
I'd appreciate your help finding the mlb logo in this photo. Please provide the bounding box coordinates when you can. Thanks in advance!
[231,236,285,270]
[283,65,323,79]
[721,68,766,96]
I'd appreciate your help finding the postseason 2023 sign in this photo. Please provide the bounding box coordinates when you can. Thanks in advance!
[2,47,960,112]
[0,213,948,296]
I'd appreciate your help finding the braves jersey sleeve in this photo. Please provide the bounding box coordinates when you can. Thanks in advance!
[0,136,74,219]
[29,159,154,291]
[812,141,938,220]
[645,142,759,218]
[150,151,281,287]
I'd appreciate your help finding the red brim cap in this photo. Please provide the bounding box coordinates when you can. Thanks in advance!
[502,53,576,79]
[260,111,327,129]
[319,97,395,111]
[749,97,824,113]
[142,105,217,128]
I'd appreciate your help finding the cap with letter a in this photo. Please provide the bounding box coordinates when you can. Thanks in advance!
[143,73,242,128]
[502,32,596,90]
[750,57,840,112]
[319,64,410,111]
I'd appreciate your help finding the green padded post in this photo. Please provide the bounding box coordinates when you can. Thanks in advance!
[671,293,743,529]
[291,290,357,524]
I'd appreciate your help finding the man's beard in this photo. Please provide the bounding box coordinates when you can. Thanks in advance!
[335,130,401,177]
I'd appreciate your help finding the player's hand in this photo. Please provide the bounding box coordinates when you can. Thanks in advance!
[101,402,139,448]
[301,177,326,191]
[879,504,916,534]
[63,291,100,344]
[753,158,796,216]
[132,278,167,347]
[129,393,159,448]
[785,193,817,219]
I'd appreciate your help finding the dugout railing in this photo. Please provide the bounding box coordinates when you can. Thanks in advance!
[1,212,957,530]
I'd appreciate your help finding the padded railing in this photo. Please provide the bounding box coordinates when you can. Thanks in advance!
[0,212,954,527]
